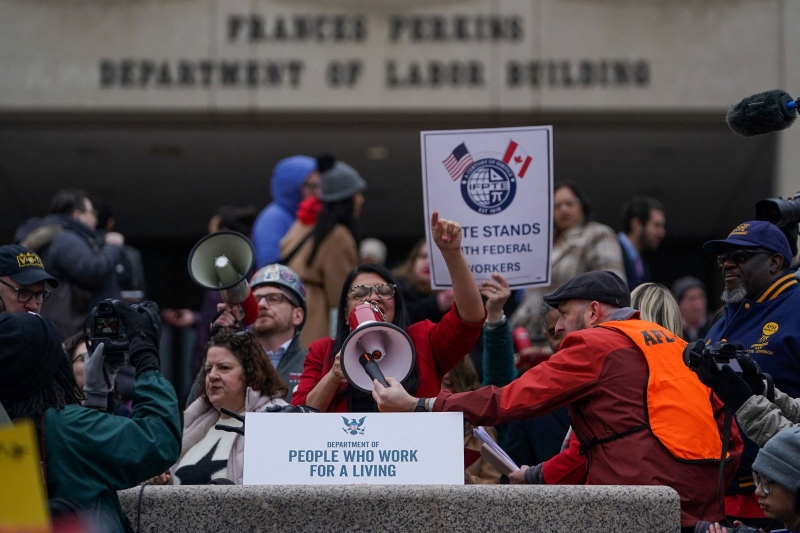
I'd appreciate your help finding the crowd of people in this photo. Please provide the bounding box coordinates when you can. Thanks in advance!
[1,155,799,533]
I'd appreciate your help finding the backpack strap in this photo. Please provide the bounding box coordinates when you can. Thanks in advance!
[278,230,314,266]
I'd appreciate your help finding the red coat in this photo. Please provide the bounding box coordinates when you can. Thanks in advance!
[291,305,485,412]
[433,314,742,528]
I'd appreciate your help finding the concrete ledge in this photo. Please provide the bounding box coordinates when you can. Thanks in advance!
[119,484,681,532]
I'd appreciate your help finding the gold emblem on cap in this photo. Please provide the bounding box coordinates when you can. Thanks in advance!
[729,223,750,236]
[16,252,44,268]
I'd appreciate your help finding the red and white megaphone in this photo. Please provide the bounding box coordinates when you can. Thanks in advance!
[187,231,259,326]
[340,302,416,392]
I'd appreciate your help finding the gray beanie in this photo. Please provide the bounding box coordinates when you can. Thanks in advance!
[752,426,800,493]
[319,162,366,202]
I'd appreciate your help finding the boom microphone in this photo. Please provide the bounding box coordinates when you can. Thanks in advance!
[726,89,799,137]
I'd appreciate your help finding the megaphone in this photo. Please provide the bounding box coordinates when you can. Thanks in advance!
[340,302,416,392]
[187,231,259,326]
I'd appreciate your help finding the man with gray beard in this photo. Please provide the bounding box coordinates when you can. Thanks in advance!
[702,220,800,529]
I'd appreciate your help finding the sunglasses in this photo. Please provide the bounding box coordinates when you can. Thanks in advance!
[349,284,396,302]
[0,279,51,304]
[716,250,773,268]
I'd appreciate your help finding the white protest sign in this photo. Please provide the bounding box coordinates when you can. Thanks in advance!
[243,412,464,485]
[420,126,553,289]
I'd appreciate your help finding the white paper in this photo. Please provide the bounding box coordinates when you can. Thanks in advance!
[473,426,518,473]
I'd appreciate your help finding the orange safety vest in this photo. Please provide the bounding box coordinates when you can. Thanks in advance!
[600,319,723,462]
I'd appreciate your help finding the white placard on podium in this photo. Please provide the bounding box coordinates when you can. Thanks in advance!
[243,412,464,485]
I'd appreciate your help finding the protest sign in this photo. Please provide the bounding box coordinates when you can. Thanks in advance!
[0,420,50,532]
[421,126,553,289]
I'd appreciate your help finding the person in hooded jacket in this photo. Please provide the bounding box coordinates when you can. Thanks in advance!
[252,155,320,268]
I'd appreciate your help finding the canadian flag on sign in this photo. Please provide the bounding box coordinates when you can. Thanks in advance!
[502,139,532,179]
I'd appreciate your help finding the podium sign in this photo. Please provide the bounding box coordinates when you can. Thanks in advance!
[243,412,464,485]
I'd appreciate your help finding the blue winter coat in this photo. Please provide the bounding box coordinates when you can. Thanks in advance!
[252,156,316,268]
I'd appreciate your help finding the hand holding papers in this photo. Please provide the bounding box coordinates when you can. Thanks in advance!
[472,426,519,476]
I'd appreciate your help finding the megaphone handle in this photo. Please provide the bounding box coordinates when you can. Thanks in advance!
[359,353,389,388]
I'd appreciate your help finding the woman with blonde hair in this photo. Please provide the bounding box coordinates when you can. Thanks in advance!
[630,282,683,338]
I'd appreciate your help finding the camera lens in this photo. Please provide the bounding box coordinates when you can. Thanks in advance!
[694,521,712,533]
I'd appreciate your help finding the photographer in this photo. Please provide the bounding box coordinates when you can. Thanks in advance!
[689,344,799,448]
[0,301,180,533]
[701,221,800,527]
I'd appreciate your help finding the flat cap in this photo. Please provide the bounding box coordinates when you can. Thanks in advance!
[543,271,630,308]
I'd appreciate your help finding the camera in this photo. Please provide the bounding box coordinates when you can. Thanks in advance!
[683,341,751,374]
[86,299,129,355]
[755,190,800,228]
[694,521,759,533]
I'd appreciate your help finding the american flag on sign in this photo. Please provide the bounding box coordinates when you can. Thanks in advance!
[442,142,474,181]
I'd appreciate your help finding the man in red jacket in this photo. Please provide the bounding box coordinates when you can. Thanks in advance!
[373,271,742,531]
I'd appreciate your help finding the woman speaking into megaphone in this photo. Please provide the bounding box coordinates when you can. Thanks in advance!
[291,212,487,413]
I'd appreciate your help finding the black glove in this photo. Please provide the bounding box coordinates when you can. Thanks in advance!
[113,299,162,377]
[737,357,765,396]
[695,361,754,411]
[265,404,320,414]
[682,339,706,370]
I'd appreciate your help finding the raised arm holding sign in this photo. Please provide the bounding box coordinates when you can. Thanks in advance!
[430,210,485,324]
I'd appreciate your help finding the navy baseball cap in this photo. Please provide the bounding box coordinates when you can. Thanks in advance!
[0,245,59,287]
[703,221,793,265]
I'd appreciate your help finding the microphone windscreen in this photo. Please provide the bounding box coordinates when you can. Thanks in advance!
[726,89,797,137]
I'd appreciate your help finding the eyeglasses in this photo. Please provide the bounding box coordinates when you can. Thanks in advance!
[752,472,771,495]
[255,293,294,307]
[349,283,396,302]
[0,279,51,304]
[716,250,773,268]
